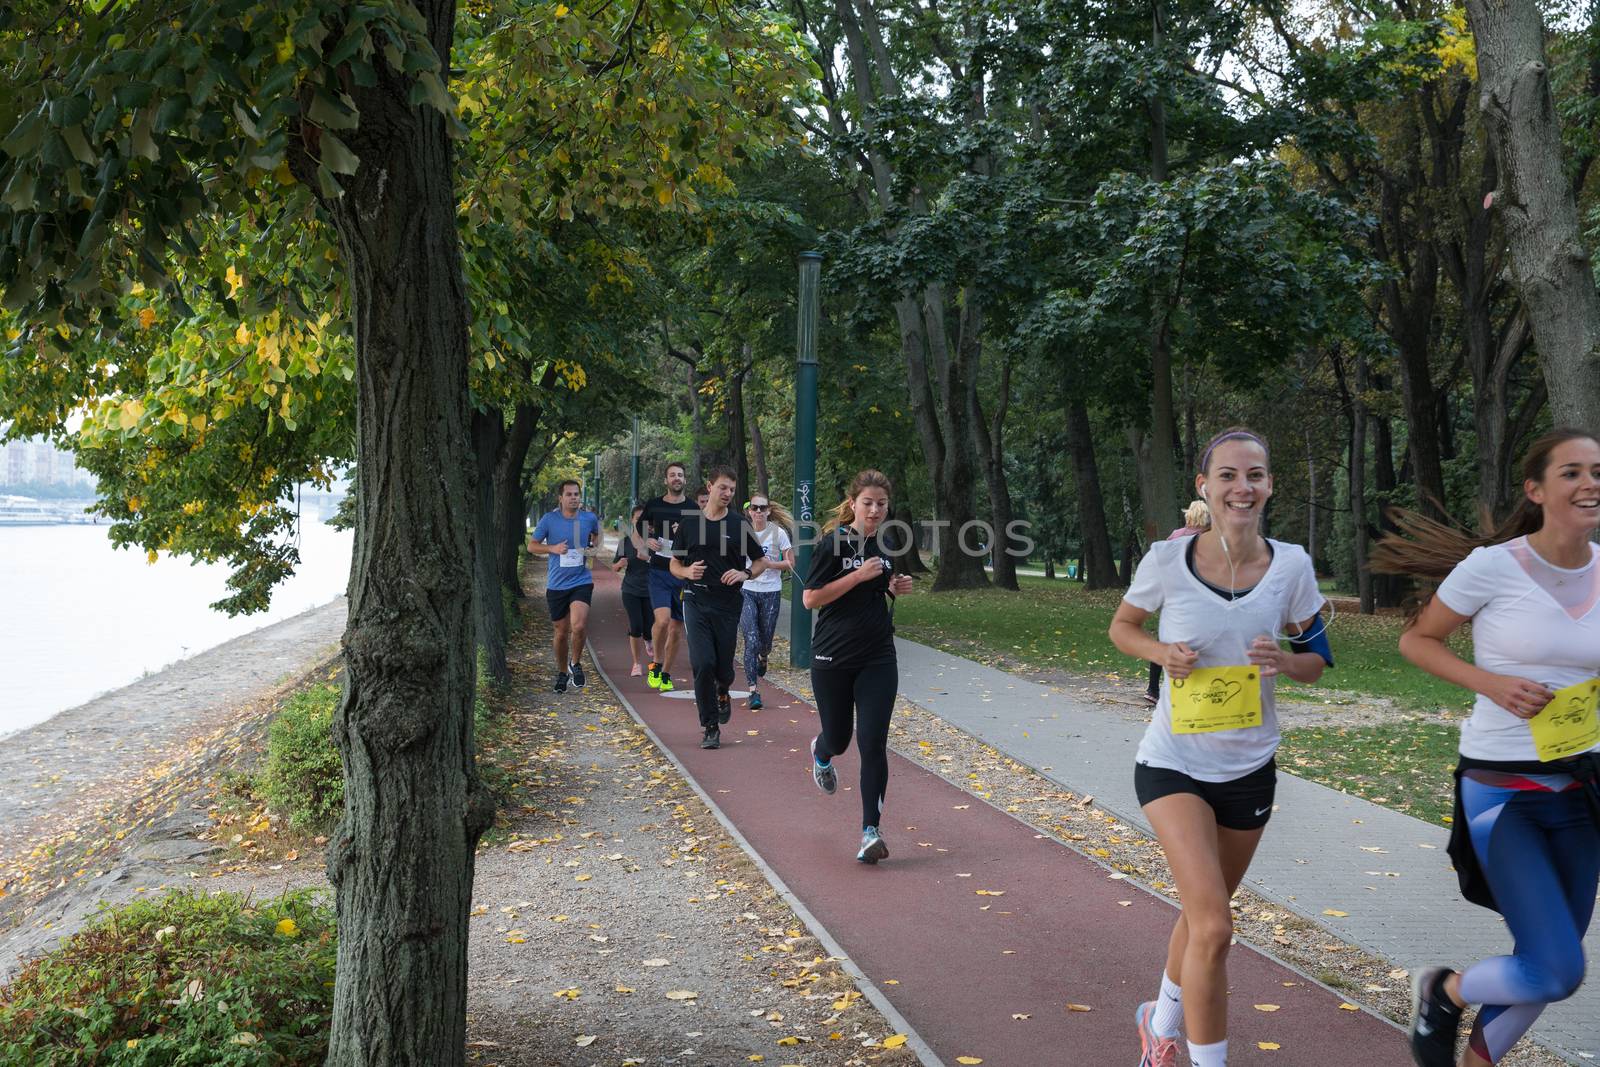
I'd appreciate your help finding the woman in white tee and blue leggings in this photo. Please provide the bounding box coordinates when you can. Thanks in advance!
[1374,429,1600,1067]
[1109,428,1331,1067]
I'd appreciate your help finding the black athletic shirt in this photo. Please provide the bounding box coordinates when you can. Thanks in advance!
[637,495,700,572]
[613,531,651,597]
[675,511,766,611]
[805,528,897,671]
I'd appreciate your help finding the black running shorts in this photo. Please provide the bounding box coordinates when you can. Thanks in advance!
[1133,759,1277,831]
[546,583,593,622]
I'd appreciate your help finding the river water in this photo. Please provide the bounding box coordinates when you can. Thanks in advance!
[0,521,353,737]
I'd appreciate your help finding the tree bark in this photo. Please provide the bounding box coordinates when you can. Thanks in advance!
[322,5,495,1061]
[496,399,542,601]
[472,408,509,685]
[969,326,1020,590]
[748,404,770,498]
[1331,347,1375,613]
[1066,400,1119,590]
[1141,0,1181,543]
[1370,404,1405,609]
[728,345,752,502]
[1467,0,1600,432]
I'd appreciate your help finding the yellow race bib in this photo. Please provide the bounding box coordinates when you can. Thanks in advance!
[1529,679,1600,762]
[1169,665,1264,735]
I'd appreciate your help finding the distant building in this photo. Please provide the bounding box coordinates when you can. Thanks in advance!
[0,435,95,491]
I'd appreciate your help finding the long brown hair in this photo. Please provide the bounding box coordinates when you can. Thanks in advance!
[1369,428,1599,618]
[823,469,893,534]
[747,496,796,539]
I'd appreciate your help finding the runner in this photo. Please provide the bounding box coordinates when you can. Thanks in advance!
[670,466,769,750]
[803,469,915,864]
[1147,499,1212,706]
[739,494,795,710]
[1370,429,1600,1067]
[636,462,698,692]
[1107,428,1330,1067]
[612,504,653,677]
[527,478,602,693]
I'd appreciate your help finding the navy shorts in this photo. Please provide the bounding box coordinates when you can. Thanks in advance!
[648,568,685,622]
[546,583,593,622]
[1134,759,1277,831]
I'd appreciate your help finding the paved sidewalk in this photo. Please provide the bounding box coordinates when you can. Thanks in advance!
[770,600,1597,1062]
[589,572,1407,1066]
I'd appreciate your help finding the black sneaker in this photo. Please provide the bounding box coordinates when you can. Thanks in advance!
[749,689,763,711]
[701,727,720,750]
[856,826,889,864]
[757,652,769,678]
[1409,966,1462,1067]
[553,671,569,694]
[717,689,732,725]
[569,661,585,689]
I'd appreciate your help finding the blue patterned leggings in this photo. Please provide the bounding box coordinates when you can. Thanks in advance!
[739,589,781,687]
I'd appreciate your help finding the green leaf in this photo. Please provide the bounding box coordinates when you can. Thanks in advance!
[308,90,359,131]
[47,96,91,128]
[2,111,44,155]
[1,170,37,211]
[316,164,344,200]
[319,132,359,175]
[60,125,97,166]
[154,94,191,134]
[412,70,455,116]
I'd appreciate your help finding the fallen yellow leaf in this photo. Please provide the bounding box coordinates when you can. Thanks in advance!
[957,1058,984,1064]
[882,1034,908,1049]
[1254,1004,1280,1012]
[552,988,581,1000]
[777,1037,799,1046]
[1258,1042,1281,1050]
[275,918,299,938]
[664,990,698,1000]
[1322,909,1349,917]
[574,1035,596,1047]
[1339,1003,1360,1011]
[1066,1003,1093,1013]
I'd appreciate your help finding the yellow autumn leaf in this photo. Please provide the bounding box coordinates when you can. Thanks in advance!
[615,985,634,994]
[749,1057,764,1063]
[225,264,244,296]
[656,186,673,206]
[664,990,698,1000]
[1339,1003,1360,1011]
[137,307,156,330]
[275,918,299,937]
[234,322,250,345]
[1066,1003,1093,1013]
[1258,1042,1281,1050]
[552,987,581,1000]
[1322,909,1349,917]
[776,1037,799,1046]
[957,1059,984,1065]
[575,873,592,882]
[1254,1004,1280,1012]
[881,1034,908,1048]
[276,35,294,62]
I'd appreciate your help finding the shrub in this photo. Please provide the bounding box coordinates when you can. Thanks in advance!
[259,684,343,834]
[0,890,336,1065]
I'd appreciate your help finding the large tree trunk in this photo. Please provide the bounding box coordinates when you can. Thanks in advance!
[1467,0,1600,432]
[728,345,752,502]
[1370,404,1405,609]
[472,409,510,685]
[1066,400,1119,590]
[748,404,770,498]
[1141,1,1181,543]
[324,5,495,1061]
[1331,347,1375,613]
[496,400,542,601]
[969,324,1020,590]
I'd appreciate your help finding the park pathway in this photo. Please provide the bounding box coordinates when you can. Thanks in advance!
[857,618,1600,1064]
[586,570,1407,1066]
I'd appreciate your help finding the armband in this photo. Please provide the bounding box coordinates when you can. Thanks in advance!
[1288,614,1333,667]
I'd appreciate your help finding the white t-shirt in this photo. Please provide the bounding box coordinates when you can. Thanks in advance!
[1124,538,1325,781]
[1435,539,1600,761]
[744,525,792,593]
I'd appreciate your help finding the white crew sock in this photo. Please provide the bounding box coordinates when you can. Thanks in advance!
[1187,1038,1227,1067]
[1151,972,1183,1038]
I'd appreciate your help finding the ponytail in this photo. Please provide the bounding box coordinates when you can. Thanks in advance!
[1369,429,1599,622]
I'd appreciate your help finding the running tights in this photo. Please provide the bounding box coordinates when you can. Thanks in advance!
[1458,775,1600,1063]
[811,661,897,829]
[683,597,738,730]
[739,589,781,687]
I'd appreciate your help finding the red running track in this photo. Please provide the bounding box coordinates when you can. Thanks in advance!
[583,569,1407,1066]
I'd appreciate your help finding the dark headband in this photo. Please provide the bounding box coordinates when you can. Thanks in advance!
[1199,431,1269,473]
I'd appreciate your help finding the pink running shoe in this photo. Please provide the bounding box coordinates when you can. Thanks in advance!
[1134,1001,1180,1067]
[630,664,643,677]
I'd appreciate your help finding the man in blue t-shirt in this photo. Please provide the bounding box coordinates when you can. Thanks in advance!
[528,479,601,693]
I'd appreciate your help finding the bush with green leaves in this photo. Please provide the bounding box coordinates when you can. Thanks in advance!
[0,890,335,1065]
[259,683,343,834]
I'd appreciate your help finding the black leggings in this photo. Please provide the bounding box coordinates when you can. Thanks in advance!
[812,661,898,829]
[684,597,739,729]
[621,590,652,639]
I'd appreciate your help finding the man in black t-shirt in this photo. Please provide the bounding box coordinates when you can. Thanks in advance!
[633,462,700,692]
[670,467,768,749]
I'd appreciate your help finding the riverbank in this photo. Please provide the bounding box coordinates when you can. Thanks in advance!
[0,599,345,976]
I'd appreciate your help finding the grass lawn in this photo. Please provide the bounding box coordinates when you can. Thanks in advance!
[894,574,1472,713]
[1276,722,1461,825]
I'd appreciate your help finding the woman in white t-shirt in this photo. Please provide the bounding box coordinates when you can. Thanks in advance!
[739,495,795,710]
[1108,428,1330,1067]
[1372,430,1600,1067]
